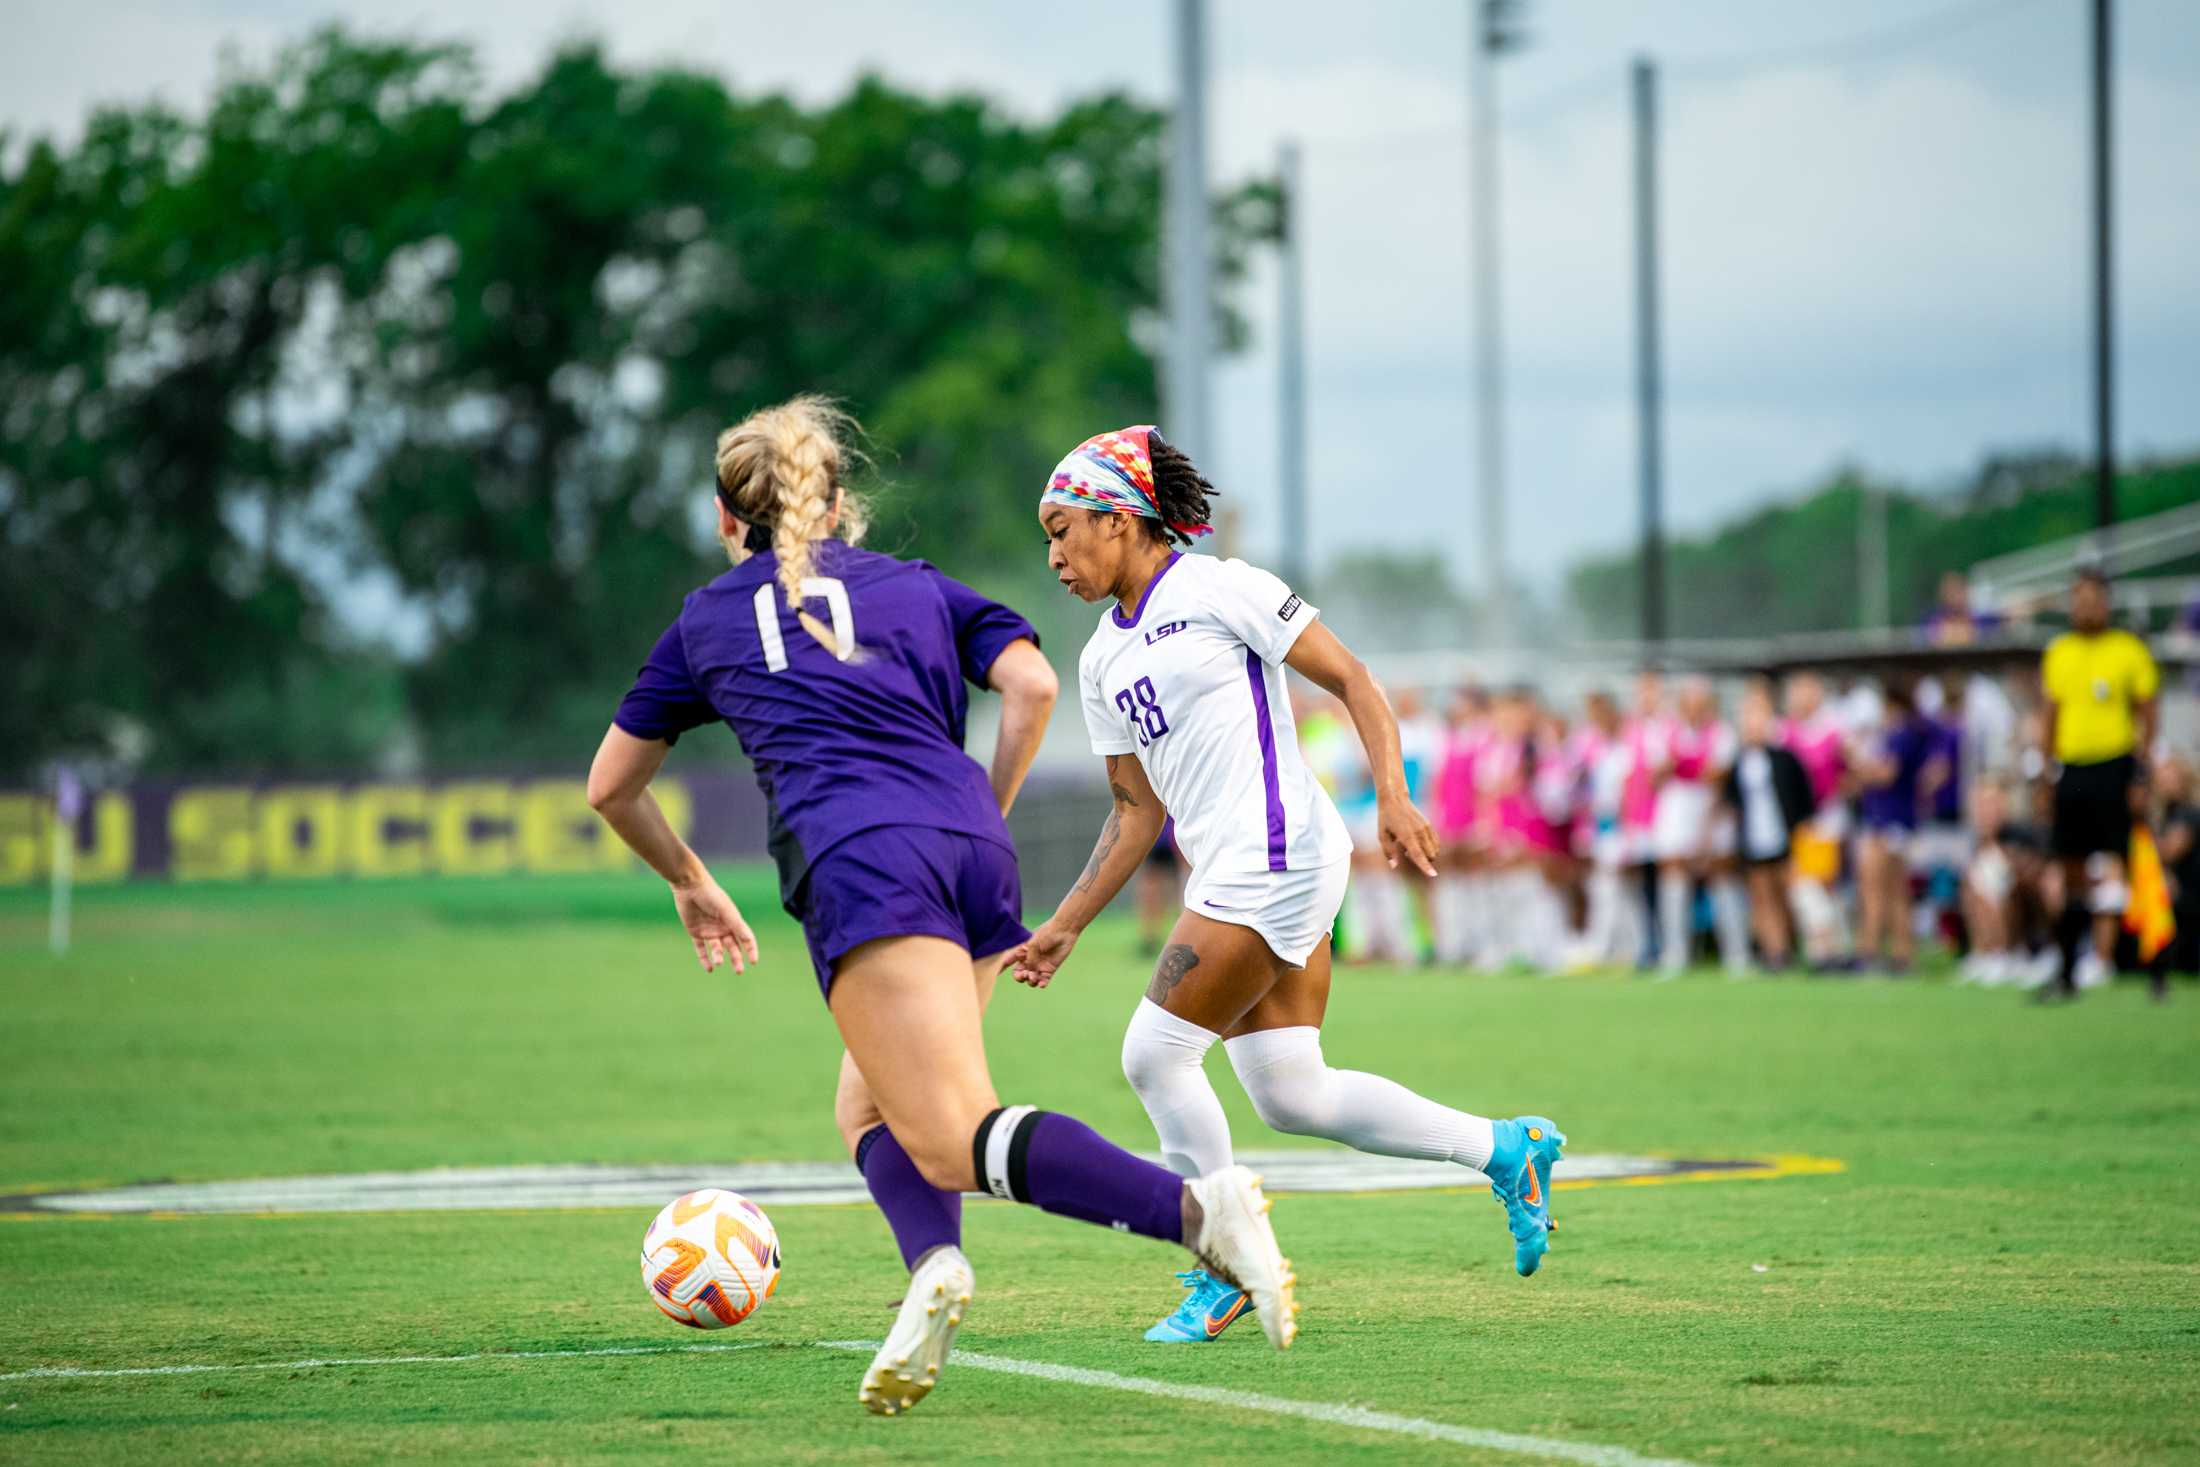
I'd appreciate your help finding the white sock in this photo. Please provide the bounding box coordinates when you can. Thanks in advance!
[1433,876,1469,962]
[1658,868,1691,972]
[1789,878,1834,962]
[1584,865,1638,965]
[1120,999,1234,1177]
[1527,872,1567,969]
[1223,1026,1495,1170]
[1711,877,1750,973]
[1463,873,1495,963]
[1372,870,1416,960]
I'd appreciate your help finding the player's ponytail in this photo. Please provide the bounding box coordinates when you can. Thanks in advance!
[1145,431,1219,546]
[714,396,872,652]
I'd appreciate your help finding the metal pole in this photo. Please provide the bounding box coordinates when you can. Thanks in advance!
[1860,482,1890,632]
[1631,57,1665,650]
[1165,0,1213,460]
[1277,140,1310,589]
[1469,7,1508,650]
[49,770,77,957]
[2091,0,2115,535]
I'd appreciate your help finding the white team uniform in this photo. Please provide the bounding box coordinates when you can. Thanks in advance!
[1079,553,1353,965]
[1651,719,1739,862]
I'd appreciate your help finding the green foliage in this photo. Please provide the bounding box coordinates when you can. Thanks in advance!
[1567,453,2200,640]
[0,29,1270,777]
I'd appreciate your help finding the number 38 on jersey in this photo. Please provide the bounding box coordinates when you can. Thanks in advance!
[1112,676,1170,746]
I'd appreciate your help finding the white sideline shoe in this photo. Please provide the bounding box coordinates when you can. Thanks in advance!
[1186,1165,1298,1350]
[858,1245,973,1417]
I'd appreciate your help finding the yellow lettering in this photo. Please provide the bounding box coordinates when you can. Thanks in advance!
[258,786,344,880]
[432,782,513,876]
[349,785,428,879]
[654,778,694,846]
[76,794,134,884]
[171,788,257,882]
[518,780,603,874]
[0,796,38,885]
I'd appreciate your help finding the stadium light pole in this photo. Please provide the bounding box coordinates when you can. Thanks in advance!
[2091,0,2116,536]
[1631,56,1665,652]
[1277,139,1310,590]
[1165,0,1214,462]
[1469,0,1527,653]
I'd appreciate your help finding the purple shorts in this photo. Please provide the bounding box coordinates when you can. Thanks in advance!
[797,826,1030,997]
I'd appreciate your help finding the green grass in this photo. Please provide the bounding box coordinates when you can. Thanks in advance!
[3,873,2198,1464]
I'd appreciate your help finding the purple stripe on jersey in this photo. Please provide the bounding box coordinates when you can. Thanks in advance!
[1244,648,1288,871]
[1111,551,1182,629]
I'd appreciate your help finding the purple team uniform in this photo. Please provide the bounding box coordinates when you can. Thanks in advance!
[614,542,1037,993]
[1859,716,1936,834]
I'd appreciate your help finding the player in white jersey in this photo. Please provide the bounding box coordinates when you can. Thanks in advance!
[1007,425,1566,1344]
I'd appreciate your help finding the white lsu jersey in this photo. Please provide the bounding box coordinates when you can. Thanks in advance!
[1078,553,1352,876]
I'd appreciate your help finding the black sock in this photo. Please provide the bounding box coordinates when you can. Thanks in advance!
[2054,905,2090,994]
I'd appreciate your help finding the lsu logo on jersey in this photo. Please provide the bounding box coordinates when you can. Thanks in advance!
[1277,595,1302,621]
[1145,620,1188,645]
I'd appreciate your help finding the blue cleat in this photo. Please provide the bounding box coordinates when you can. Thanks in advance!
[1485,1116,1566,1276]
[1143,1268,1253,1343]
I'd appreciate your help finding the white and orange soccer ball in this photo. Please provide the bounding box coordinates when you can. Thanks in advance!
[640,1189,782,1329]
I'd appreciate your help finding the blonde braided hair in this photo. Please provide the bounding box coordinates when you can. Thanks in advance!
[714,396,872,654]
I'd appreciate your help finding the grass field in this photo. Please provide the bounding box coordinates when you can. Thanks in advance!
[3,871,2198,1465]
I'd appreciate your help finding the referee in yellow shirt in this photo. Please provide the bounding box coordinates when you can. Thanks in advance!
[2039,568,2160,1000]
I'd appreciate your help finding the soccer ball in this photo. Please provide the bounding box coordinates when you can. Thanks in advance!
[640,1189,782,1329]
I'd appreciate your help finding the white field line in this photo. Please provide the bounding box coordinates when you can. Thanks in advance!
[5,1337,1701,1466]
[0,1341,767,1383]
[815,1342,1700,1467]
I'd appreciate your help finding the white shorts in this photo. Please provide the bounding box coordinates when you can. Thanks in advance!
[1652,783,1714,862]
[1911,823,1971,872]
[1184,857,1351,968]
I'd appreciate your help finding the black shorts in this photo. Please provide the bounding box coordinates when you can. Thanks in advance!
[2052,755,2136,860]
[1144,836,1181,873]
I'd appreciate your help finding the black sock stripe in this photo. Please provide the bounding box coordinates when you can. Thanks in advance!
[1005,1109,1045,1205]
[854,1123,890,1175]
[971,1107,1005,1195]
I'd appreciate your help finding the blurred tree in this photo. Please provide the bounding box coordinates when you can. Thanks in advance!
[0,35,471,775]
[0,29,1271,777]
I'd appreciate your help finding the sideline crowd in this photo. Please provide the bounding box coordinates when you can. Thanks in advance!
[1137,571,2195,1000]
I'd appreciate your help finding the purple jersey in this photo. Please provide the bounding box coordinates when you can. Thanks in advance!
[1927,717,1963,823]
[1859,716,1935,832]
[614,543,1037,909]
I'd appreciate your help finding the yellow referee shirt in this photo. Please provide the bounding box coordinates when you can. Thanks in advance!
[2042,628,2159,764]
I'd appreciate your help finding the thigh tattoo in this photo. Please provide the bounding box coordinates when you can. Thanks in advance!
[1146,942,1201,1005]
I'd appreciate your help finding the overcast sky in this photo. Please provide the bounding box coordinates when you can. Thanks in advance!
[7,0,2197,593]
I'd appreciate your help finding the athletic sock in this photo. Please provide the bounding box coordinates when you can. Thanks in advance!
[1223,1026,1496,1170]
[1711,877,1750,973]
[1120,999,1235,1177]
[2054,902,2090,994]
[971,1107,1184,1243]
[855,1124,961,1271]
[1658,868,1691,972]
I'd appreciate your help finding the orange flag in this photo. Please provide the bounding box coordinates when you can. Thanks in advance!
[2126,826,2177,963]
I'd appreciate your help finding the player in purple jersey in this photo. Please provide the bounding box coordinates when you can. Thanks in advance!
[588,397,1299,1416]
[1010,426,1566,1345]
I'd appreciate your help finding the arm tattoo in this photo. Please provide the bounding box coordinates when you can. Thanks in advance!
[1072,806,1122,895]
[1145,943,1201,1005]
[1105,754,1140,808]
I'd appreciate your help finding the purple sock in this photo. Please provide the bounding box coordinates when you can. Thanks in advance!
[971,1107,1183,1244]
[856,1124,962,1271]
